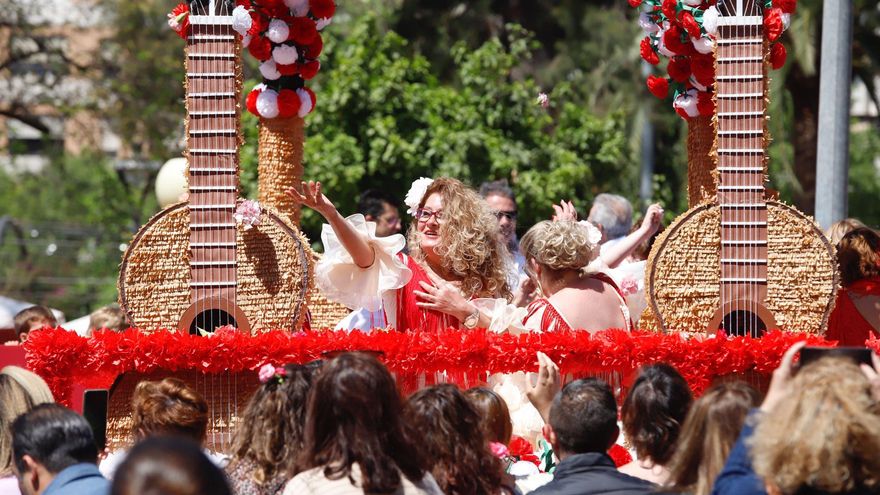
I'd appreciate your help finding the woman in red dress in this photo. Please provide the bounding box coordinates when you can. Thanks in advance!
[827,227,880,346]
[520,220,633,333]
[288,178,525,333]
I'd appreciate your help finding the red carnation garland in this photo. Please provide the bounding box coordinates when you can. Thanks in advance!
[631,0,795,120]
[25,327,834,407]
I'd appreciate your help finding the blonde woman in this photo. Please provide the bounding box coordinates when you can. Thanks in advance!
[288,178,524,332]
[751,356,880,495]
[520,220,632,333]
[0,367,54,495]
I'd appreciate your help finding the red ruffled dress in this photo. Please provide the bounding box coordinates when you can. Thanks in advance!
[523,273,633,332]
[826,277,880,346]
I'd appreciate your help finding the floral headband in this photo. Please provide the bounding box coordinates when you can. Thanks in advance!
[258,363,287,384]
[404,177,434,216]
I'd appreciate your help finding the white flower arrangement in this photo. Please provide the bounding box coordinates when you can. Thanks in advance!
[231,5,252,36]
[235,200,262,230]
[404,177,435,216]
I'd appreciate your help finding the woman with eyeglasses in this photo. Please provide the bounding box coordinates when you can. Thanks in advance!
[288,177,525,333]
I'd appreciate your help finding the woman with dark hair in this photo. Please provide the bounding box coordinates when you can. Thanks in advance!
[282,353,441,495]
[405,385,515,495]
[464,387,513,446]
[827,227,880,346]
[662,381,759,495]
[225,361,321,495]
[619,363,693,484]
[111,437,231,495]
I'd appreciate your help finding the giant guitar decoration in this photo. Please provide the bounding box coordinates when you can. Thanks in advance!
[643,0,837,336]
[119,0,313,333]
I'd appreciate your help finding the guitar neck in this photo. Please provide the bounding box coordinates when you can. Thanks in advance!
[185,20,240,303]
[715,19,768,298]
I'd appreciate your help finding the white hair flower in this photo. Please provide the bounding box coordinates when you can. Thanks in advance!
[578,220,603,247]
[404,177,435,216]
[231,6,252,36]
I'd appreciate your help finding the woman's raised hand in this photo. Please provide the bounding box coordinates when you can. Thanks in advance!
[639,203,664,235]
[286,181,337,219]
[551,200,578,222]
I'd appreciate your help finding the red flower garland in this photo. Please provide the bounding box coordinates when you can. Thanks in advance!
[24,328,834,407]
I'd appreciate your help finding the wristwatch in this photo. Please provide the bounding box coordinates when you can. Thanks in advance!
[463,308,480,329]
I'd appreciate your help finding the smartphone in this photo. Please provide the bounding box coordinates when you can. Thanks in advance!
[799,346,873,368]
[81,389,109,451]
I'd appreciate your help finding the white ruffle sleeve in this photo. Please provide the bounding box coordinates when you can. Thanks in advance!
[472,298,529,335]
[314,214,411,312]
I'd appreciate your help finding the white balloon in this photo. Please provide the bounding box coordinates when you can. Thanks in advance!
[155,157,188,208]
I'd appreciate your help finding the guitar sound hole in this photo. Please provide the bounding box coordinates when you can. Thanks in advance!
[720,310,766,338]
[190,309,238,335]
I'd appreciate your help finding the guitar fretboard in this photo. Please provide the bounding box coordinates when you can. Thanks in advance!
[186,20,239,304]
[715,21,768,304]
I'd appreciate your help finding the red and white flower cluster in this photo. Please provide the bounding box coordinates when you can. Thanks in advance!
[631,0,795,120]
[168,0,335,120]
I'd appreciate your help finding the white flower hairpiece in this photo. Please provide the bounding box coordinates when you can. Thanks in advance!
[404,177,434,216]
[578,220,603,247]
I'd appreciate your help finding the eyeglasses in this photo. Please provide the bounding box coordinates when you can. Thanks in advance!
[493,210,518,221]
[415,208,445,223]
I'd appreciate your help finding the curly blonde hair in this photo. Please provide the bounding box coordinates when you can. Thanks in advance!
[750,357,880,494]
[520,220,600,273]
[407,178,511,299]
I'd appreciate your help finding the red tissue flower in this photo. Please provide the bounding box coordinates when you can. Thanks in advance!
[679,11,701,39]
[277,89,302,118]
[169,3,189,40]
[508,436,541,466]
[764,8,784,42]
[310,0,336,19]
[277,63,299,76]
[697,91,714,116]
[640,37,660,65]
[662,0,677,22]
[667,57,691,83]
[646,75,670,99]
[290,17,318,45]
[691,53,715,87]
[773,0,797,13]
[248,11,268,37]
[303,34,324,59]
[629,0,643,7]
[663,26,692,56]
[246,87,260,115]
[248,35,272,60]
[770,42,787,69]
[298,59,320,79]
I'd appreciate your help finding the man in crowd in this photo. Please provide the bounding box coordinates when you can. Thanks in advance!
[588,193,633,252]
[480,180,524,272]
[12,403,109,495]
[358,189,402,237]
[532,378,654,495]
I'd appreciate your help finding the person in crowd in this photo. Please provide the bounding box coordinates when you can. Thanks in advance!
[619,364,693,484]
[111,436,231,495]
[11,403,109,495]
[715,342,880,495]
[529,378,654,495]
[588,194,633,249]
[465,387,513,446]
[358,189,403,237]
[1,369,55,495]
[520,220,632,332]
[87,304,128,335]
[480,179,536,307]
[2,366,55,405]
[225,361,321,495]
[662,381,759,495]
[100,377,226,479]
[282,352,441,494]
[13,306,58,343]
[826,227,880,346]
[405,384,514,494]
[288,178,524,333]
[826,217,867,245]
